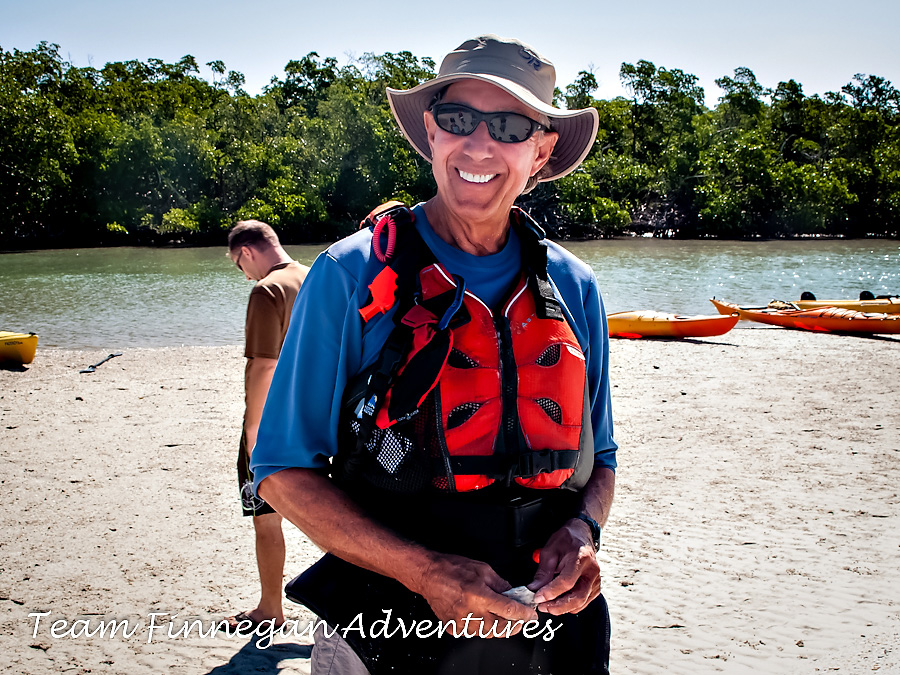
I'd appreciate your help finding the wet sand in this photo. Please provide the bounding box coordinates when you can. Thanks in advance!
[1,328,898,673]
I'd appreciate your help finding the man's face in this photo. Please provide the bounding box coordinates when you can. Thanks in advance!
[230,245,260,281]
[423,80,557,224]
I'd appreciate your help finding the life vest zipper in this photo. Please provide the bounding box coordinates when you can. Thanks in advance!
[432,383,457,493]
[494,314,519,484]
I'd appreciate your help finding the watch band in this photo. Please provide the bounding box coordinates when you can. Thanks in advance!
[574,513,602,551]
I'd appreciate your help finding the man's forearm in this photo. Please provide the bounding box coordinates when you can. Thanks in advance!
[580,465,615,528]
[243,356,277,453]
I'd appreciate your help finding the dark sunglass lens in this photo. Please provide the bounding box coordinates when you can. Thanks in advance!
[435,105,478,135]
[488,113,535,143]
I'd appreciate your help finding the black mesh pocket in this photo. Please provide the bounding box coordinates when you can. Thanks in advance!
[349,420,414,475]
[536,397,562,424]
[447,349,479,369]
[339,393,447,495]
[446,402,483,430]
[534,344,561,366]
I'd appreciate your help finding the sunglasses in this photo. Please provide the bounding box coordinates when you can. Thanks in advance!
[431,103,546,143]
[233,248,244,271]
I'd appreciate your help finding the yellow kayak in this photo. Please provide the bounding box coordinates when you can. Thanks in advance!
[608,311,739,339]
[0,332,39,364]
[790,297,900,314]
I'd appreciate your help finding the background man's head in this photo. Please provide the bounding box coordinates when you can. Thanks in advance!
[228,219,280,252]
[228,220,282,281]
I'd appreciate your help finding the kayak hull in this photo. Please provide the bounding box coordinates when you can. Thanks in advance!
[0,332,39,364]
[710,299,900,334]
[608,311,739,339]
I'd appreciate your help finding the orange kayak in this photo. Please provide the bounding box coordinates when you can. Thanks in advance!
[608,310,740,339]
[710,298,900,334]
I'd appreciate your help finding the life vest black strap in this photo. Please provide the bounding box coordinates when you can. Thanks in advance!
[445,449,581,479]
[341,322,414,480]
[511,207,564,322]
[342,208,432,480]
[387,217,434,322]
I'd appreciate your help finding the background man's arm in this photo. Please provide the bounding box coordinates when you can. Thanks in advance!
[243,356,278,454]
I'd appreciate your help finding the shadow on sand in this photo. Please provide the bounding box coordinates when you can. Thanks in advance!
[206,633,313,674]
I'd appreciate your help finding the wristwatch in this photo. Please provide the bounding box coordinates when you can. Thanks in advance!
[574,513,602,551]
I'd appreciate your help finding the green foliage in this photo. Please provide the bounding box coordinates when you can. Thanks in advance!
[236,177,328,241]
[619,59,705,165]
[565,71,598,111]
[266,52,339,114]
[557,173,630,237]
[695,128,777,236]
[1,42,898,247]
[0,43,79,242]
[716,67,770,129]
[159,207,200,234]
[771,161,855,234]
[149,201,227,239]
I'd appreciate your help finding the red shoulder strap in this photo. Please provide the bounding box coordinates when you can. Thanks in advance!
[357,201,416,321]
[359,200,407,230]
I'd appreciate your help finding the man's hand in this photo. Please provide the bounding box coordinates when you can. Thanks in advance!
[413,553,538,638]
[528,519,602,615]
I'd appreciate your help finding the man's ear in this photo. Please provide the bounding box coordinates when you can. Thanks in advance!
[424,109,438,154]
[531,130,559,176]
[242,244,261,268]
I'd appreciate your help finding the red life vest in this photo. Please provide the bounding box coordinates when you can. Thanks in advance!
[337,205,593,495]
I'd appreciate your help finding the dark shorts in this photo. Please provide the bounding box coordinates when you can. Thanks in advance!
[237,430,276,517]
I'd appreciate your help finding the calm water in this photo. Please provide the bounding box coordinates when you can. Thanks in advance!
[2,239,898,349]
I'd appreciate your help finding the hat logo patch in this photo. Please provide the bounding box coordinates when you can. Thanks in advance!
[518,48,542,71]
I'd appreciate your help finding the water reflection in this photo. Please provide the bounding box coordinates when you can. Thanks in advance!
[574,238,899,316]
[1,245,322,348]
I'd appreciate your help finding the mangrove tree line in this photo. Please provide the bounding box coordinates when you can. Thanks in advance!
[1,42,898,248]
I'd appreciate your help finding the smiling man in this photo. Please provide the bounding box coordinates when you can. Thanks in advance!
[251,36,617,674]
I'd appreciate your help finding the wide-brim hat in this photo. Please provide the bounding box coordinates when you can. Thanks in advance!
[387,35,599,182]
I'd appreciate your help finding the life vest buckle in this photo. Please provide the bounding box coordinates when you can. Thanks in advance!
[516,449,555,477]
[514,449,580,478]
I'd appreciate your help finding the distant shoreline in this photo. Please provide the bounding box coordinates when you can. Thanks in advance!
[4,232,899,254]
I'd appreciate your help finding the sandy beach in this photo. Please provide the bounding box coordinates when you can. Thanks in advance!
[2,328,898,674]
